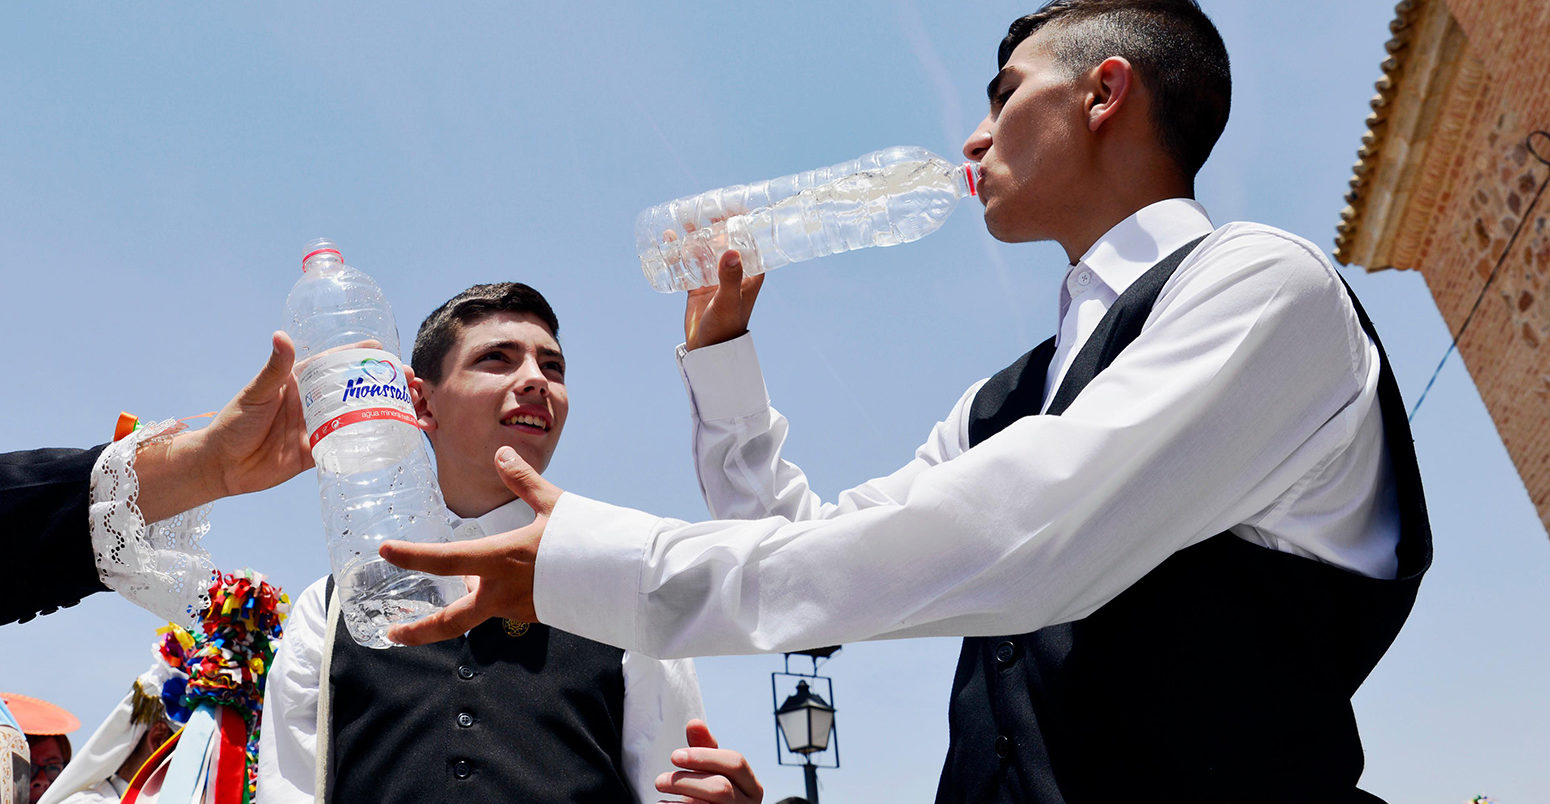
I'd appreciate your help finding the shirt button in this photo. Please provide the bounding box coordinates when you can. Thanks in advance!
[994,735,1013,759]
[453,760,473,779]
[994,641,1017,666]
[457,712,475,728]
[1077,270,1091,286]
[457,665,475,680]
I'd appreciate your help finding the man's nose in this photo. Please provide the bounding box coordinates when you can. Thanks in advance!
[963,117,992,161]
[513,357,549,396]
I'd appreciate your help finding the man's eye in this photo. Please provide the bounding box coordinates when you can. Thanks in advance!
[478,352,508,363]
[994,90,1014,109]
[544,362,566,376]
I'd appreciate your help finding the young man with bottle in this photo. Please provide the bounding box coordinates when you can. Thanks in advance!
[382,2,1431,800]
[256,282,762,804]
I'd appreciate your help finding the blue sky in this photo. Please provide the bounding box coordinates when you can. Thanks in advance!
[1,2,1545,800]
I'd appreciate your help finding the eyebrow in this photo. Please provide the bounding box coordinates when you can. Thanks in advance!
[473,340,565,360]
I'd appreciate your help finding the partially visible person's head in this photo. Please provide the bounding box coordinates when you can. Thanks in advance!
[963,0,1230,246]
[117,696,174,784]
[410,283,567,516]
[26,735,68,804]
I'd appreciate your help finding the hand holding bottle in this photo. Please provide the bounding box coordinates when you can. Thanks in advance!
[134,331,315,523]
[684,247,764,352]
[638,146,978,293]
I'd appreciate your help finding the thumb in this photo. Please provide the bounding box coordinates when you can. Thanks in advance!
[684,718,720,750]
[495,446,558,513]
[243,332,297,401]
[714,250,745,297]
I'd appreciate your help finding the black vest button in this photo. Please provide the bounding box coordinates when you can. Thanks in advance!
[453,759,473,779]
[457,665,475,680]
[457,712,474,728]
[994,641,1017,665]
[994,735,1013,759]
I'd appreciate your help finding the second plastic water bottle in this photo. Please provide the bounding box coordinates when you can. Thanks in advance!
[636,146,978,292]
[285,239,465,649]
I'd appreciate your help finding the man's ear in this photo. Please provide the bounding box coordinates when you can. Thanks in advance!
[411,376,438,434]
[1088,56,1134,132]
[147,720,173,749]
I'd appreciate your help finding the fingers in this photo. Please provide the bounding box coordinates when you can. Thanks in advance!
[385,587,484,646]
[669,748,757,787]
[280,370,316,472]
[379,538,496,578]
[656,752,763,803]
[495,446,561,514]
[294,337,385,373]
[685,718,720,749]
[658,720,762,803]
[741,272,765,307]
[655,770,745,803]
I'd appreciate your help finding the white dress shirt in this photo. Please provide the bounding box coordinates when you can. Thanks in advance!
[255,498,704,804]
[54,778,126,804]
[531,199,1402,659]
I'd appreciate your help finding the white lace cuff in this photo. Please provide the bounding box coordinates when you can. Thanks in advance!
[89,419,215,624]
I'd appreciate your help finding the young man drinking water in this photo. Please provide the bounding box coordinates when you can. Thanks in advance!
[385,3,1431,800]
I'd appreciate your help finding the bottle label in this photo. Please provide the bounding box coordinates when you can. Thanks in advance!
[298,347,418,448]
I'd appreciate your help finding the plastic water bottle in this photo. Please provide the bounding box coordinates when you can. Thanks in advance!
[285,238,465,649]
[636,145,978,292]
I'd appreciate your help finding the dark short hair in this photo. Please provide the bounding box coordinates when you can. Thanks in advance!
[998,0,1231,179]
[411,282,560,384]
[26,733,71,764]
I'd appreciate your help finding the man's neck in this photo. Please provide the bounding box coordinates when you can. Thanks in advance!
[445,488,517,520]
[1056,164,1194,264]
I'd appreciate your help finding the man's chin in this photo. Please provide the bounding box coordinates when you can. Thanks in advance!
[983,214,1040,244]
[502,442,551,475]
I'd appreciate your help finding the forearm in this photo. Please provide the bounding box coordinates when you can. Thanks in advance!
[0,446,111,623]
[132,430,224,523]
[682,334,968,523]
[87,419,217,623]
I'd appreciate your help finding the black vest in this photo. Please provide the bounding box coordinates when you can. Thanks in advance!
[324,579,634,803]
[935,238,1432,803]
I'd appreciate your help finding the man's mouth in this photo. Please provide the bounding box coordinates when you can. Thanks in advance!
[500,413,550,432]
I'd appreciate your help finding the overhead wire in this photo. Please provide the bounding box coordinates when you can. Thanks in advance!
[1408,130,1550,422]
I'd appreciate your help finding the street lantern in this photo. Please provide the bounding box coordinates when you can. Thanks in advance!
[772,648,840,804]
[776,680,835,755]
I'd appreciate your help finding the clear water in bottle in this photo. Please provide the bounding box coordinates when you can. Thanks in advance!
[285,238,466,648]
[636,146,978,292]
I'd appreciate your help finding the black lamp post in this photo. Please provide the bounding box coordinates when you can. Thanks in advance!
[772,647,840,804]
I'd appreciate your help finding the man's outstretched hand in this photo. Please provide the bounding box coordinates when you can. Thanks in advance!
[380,446,560,645]
[138,331,315,522]
[685,248,764,352]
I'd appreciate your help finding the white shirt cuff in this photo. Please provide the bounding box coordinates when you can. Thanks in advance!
[675,333,770,420]
[533,492,660,652]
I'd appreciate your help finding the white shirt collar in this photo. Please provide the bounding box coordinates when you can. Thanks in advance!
[1073,198,1215,297]
[460,496,536,537]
